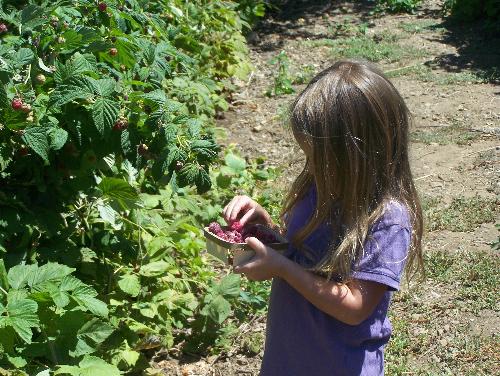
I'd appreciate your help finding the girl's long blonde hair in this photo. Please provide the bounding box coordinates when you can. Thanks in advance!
[281,59,423,282]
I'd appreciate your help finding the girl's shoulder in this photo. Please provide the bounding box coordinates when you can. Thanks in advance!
[372,200,411,233]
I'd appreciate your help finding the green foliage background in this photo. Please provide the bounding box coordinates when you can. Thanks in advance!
[0,0,274,374]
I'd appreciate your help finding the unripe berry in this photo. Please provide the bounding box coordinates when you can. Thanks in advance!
[36,74,46,84]
[109,47,118,56]
[21,104,31,113]
[19,145,29,156]
[0,23,8,33]
[138,143,149,156]
[57,36,65,44]
[11,98,23,110]
[98,2,107,12]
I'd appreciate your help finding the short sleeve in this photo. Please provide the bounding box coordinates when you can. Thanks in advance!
[352,203,411,291]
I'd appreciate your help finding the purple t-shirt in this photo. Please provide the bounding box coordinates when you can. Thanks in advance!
[260,187,411,376]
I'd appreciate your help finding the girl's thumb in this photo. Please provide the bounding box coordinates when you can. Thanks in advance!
[245,237,265,254]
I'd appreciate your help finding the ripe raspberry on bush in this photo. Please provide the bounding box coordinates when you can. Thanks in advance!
[11,98,23,110]
[98,2,107,12]
[0,23,8,33]
[109,47,118,56]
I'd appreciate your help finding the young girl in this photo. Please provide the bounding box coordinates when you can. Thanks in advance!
[222,59,423,375]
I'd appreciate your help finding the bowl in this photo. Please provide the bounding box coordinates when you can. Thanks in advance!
[203,224,289,266]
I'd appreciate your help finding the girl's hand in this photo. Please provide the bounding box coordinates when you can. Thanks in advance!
[223,195,273,227]
[233,237,288,281]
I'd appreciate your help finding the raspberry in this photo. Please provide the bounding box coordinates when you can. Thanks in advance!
[138,143,149,156]
[208,222,222,234]
[230,221,243,232]
[98,2,107,12]
[0,23,8,33]
[35,74,46,84]
[109,47,118,56]
[11,98,23,110]
[21,104,31,113]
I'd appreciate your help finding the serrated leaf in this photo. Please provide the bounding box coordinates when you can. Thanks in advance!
[55,355,121,376]
[28,262,74,288]
[2,299,39,344]
[92,97,119,136]
[60,275,87,292]
[72,294,108,318]
[166,146,186,167]
[12,48,35,67]
[7,264,37,289]
[98,177,139,206]
[118,274,141,297]
[22,126,49,162]
[142,90,167,106]
[139,261,169,277]
[215,274,241,298]
[195,167,211,194]
[93,79,116,97]
[77,318,114,344]
[45,282,70,308]
[201,295,231,325]
[97,203,121,230]
[177,163,199,187]
[49,83,92,107]
[225,153,246,172]
[47,127,68,150]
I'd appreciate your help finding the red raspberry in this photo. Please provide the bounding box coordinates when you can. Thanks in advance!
[208,222,222,234]
[230,221,243,232]
[0,23,7,33]
[109,47,118,56]
[98,2,107,12]
[138,143,148,156]
[11,98,23,110]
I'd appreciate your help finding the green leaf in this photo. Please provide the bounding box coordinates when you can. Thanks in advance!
[98,177,139,207]
[28,262,74,287]
[7,264,37,289]
[201,295,231,325]
[0,260,9,291]
[49,79,94,107]
[195,167,211,194]
[215,274,241,298]
[12,48,35,67]
[139,261,170,277]
[77,318,114,345]
[55,355,121,376]
[72,293,108,318]
[22,126,49,162]
[97,203,121,230]
[225,153,246,172]
[93,79,116,97]
[48,127,68,150]
[0,299,39,344]
[92,97,119,136]
[118,274,141,297]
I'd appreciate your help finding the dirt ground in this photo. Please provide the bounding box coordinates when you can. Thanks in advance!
[156,0,499,374]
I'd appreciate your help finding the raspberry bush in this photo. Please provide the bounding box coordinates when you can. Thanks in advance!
[0,0,270,374]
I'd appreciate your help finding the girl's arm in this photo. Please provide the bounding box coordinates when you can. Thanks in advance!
[235,237,387,326]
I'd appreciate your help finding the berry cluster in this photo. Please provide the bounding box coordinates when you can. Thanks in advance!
[207,221,278,244]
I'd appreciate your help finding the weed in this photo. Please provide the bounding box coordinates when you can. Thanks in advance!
[328,35,426,63]
[423,195,498,232]
[410,121,480,146]
[399,19,443,33]
[266,51,295,97]
[386,64,497,84]
[292,64,316,85]
[240,332,265,355]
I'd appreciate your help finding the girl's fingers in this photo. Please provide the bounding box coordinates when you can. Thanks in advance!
[239,208,256,226]
[223,197,239,222]
[229,198,250,222]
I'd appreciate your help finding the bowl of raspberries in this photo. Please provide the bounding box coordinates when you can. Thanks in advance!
[204,221,288,266]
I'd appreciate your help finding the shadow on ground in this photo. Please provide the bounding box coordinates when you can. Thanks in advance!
[426,19,500,84]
